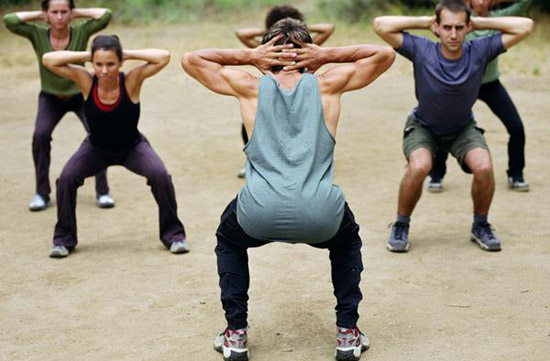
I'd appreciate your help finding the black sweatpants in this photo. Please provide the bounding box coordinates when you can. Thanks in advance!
[215,198,364,330]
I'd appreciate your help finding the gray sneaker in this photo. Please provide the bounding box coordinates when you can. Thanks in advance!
[237,166,246,179]
[508,177,529,192]
[49,245,69,258]
[335,327,370,361]
[214,328,248,361]
[170,240,190,254]
[29,194,50,212]
[96,193,115,208]
[471,222,501,251]
[427,178,443,193]
[386,222,410,252]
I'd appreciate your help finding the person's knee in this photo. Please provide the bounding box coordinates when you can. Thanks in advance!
[32,128,52,146]
[147,166,171,185]
[469,155,493,179]
[408,154,432,179]
[57,166,85,188]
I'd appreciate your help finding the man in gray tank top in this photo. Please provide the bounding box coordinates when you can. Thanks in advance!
[182,19,395,361]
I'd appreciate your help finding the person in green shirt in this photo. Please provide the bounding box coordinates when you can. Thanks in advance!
[4,0,114,211]
[428,0,533,193]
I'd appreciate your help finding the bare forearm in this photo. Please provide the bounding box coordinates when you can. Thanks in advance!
[14,11,45,22]
[472,16,533,34]
[43,51,90,68]
[320,45,383,65]
[123,49,170,65]
[71,8,109,20]
[374,16,433,34]
[236,28,263,48]
[188,48,254,67]
[308,23,335,45]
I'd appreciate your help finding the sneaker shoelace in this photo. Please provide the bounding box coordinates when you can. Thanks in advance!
[391,222,408,241]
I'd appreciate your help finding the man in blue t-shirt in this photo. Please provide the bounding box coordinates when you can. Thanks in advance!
[373,0,533,252]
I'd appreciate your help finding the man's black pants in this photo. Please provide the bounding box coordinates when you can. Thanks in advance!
[215,198,364,330]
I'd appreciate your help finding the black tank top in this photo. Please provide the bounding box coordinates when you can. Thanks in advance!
[85,73,141,152]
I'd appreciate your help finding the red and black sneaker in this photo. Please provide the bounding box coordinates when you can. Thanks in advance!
[335,327,370,361]
[213,327,248,361]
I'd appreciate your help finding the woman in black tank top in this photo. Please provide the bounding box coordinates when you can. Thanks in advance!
[42,35,189,258]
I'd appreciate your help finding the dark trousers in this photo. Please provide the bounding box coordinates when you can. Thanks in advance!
[53,136,185,248]
[431,79,526,179]
[33,92,109,196]
[215,198,363,330]
[241,123,249,145]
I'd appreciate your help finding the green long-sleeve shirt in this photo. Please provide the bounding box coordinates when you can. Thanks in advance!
[3,10,112,96]
[466,0,533,84]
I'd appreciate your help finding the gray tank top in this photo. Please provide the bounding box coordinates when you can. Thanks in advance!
[236,74,345,244]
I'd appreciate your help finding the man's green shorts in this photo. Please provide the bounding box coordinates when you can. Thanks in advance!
[402,114,489,173]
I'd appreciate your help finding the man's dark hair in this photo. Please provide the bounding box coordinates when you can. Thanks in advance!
[41,0,76,11]
[265,5,306,29]
[262,18,312,73]
[91,35,123,61]
[435,0,471,24]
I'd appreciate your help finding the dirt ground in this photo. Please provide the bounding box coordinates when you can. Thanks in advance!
[1,20,549,361]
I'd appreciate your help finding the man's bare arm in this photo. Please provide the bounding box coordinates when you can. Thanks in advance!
[373,16,434,49]
[471,16,534,49]
[181,36,296,97]
[308,23,335,45]
[235,27,264,48]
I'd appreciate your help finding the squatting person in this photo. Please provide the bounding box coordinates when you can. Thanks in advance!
[182,18,395,361]
[43,35,189,258]
[428,0,534,193]
[4,0,115,210]
[373,0,534,252]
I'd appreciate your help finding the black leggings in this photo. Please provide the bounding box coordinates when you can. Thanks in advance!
[431,79,526,179]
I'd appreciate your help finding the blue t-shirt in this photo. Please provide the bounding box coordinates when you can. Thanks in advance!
[398,32,505,136]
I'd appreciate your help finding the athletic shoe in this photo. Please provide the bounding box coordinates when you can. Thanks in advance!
[335,327,370,361]
[508,176,529,192]
[169,240,190,254]
[427,177,444,193]
[29,194,50,212]
[237,166,246,179]
[386,222,410,252]
[49,245,70,258]
[214,328,248,361]
[471,222,501,252]
[96,193,115,208]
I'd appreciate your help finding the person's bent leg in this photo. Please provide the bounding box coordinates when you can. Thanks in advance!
[72,98,111,196]
[33,92,66,198]
[53,138,109,249]
[478,80,526,180]
[310,204,369,359]
[428,150,448,192]
[122,137,185,248]
[463,148,495,217]
[398,148,433,217]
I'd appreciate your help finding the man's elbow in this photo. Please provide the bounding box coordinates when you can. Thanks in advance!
[523,18,535,36]
[181,52,199,74]
[42,53,54,69]
[373,17,389,35]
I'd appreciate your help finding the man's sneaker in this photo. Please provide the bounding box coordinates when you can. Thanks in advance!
[508,176,529,192]
[237,166,246,179]
[96,193,115,208]
[427,178,444,193]
[471,222,501,252]
[49,245,70,258]
[29,194,50,212]
[335,327,370,361]
[214,328,248,361]
[386,222,410,252]
[169,240,190,254]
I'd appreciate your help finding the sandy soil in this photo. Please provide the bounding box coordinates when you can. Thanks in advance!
[1,22,549,361]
